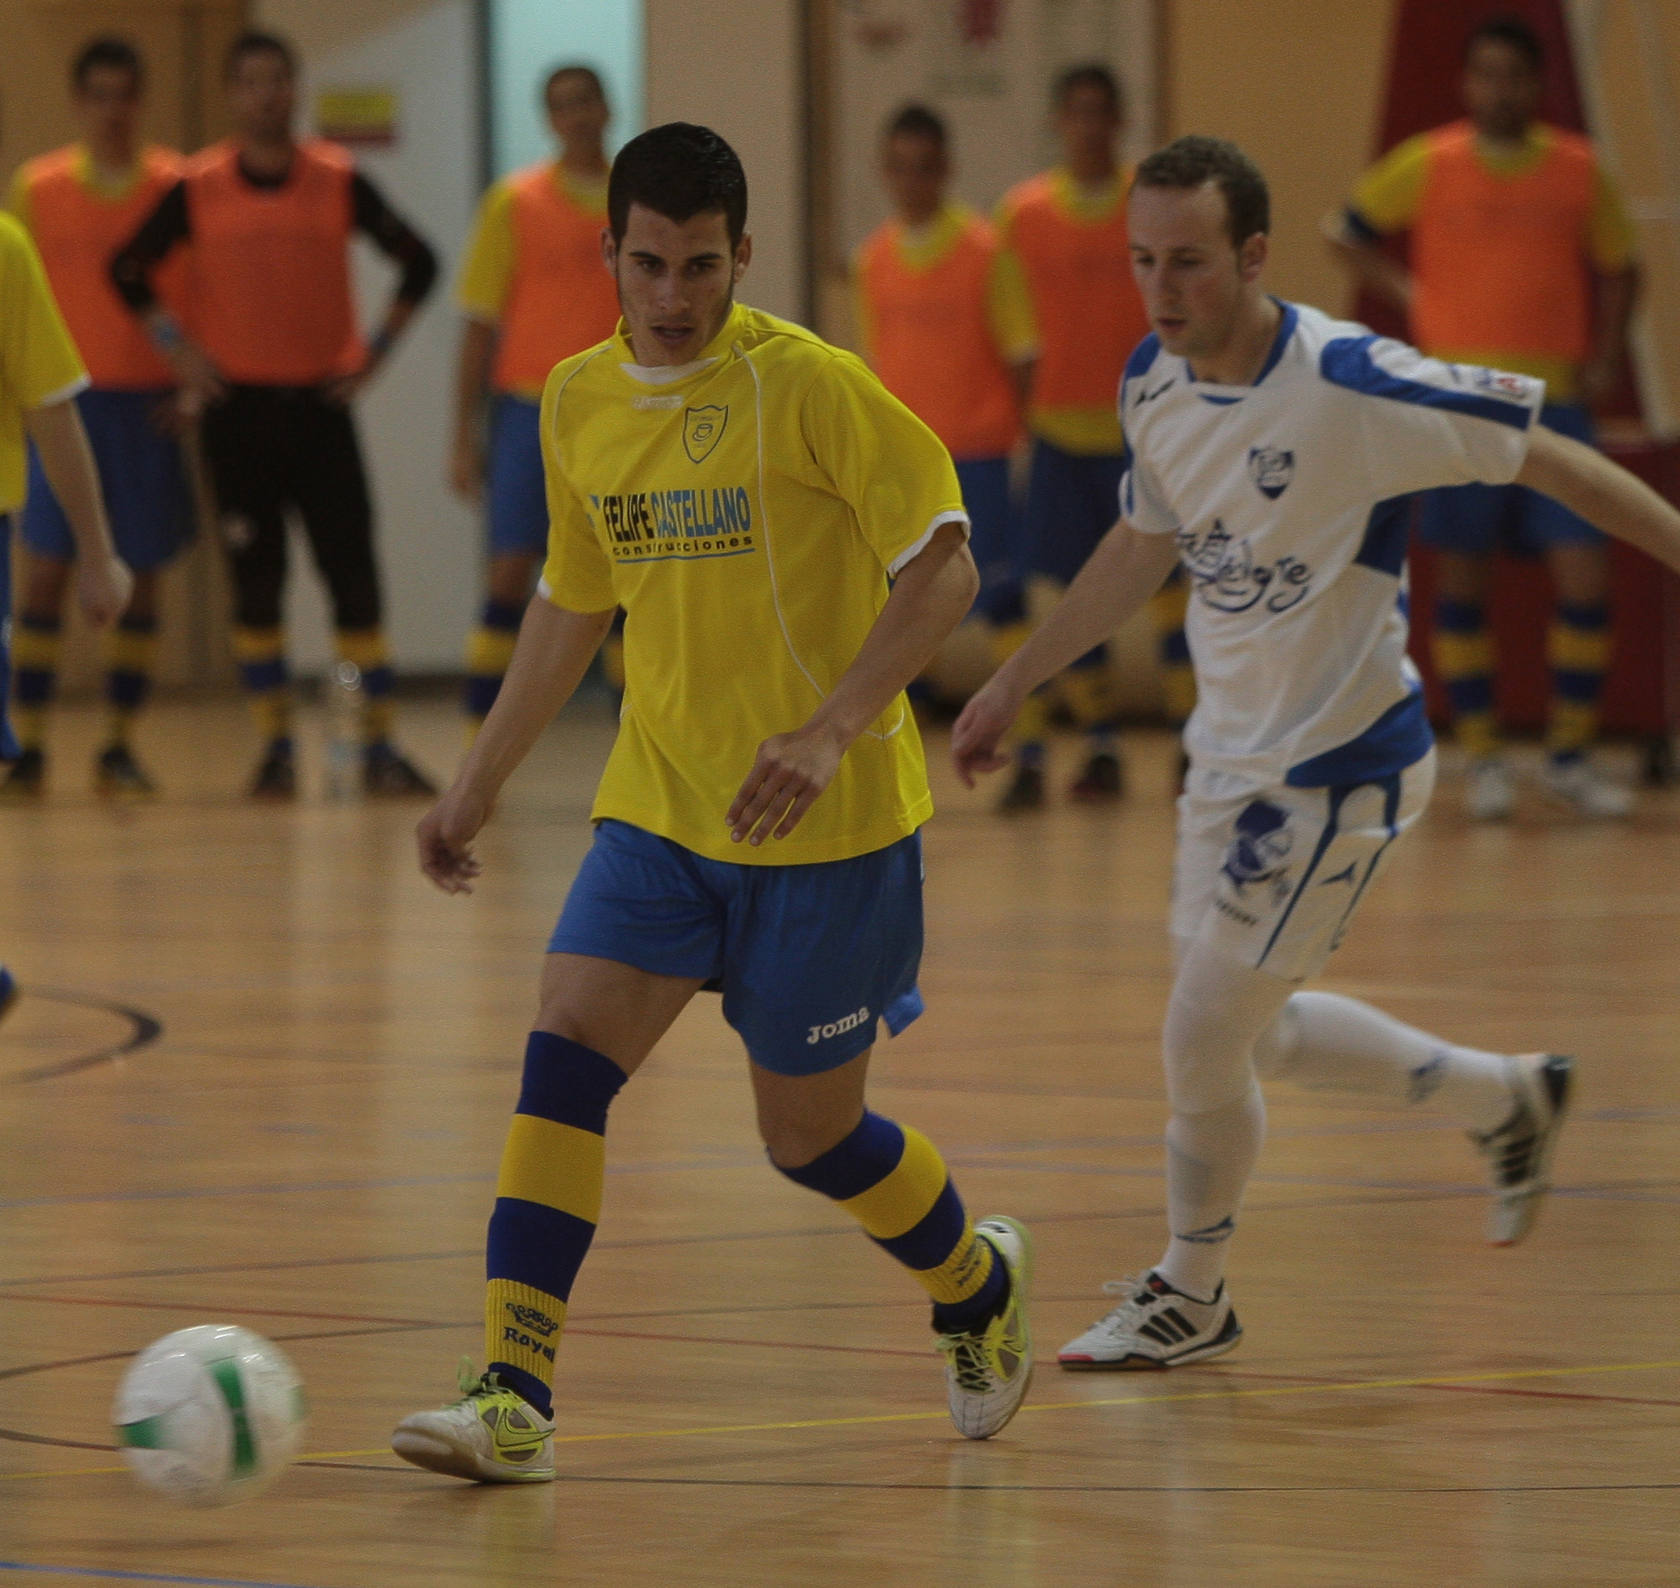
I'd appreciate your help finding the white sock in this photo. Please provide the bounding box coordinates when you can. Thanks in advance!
[1156,1079,1266,1302]
[1255,991,1514,1133]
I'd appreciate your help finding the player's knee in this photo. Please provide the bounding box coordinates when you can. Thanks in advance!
[1250,996,1305,1081]
[1163,985,1262,1115]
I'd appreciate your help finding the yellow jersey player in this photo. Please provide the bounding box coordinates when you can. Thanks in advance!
[0,210,132,1017]
[390,123,1033,1483]
[1329,15,1639,820]
[452,64,621,729]
[853,103,1034,699]
[5,36,186,800]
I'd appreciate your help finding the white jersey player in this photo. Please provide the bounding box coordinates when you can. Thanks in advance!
[954,135,1680,1371]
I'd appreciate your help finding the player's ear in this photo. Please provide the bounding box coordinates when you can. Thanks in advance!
[600,226,617,273]
[733,232,752,283]
[1238,230,1268,283]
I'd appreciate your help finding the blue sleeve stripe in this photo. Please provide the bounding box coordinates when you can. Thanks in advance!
[1353,494,1413,577]
[1320,336,1534,430]
[1122,333,1161,388]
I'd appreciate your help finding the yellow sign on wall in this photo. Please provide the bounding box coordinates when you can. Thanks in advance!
[315,88,399,147]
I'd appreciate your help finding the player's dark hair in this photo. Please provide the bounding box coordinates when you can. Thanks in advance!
[543,63,606,107]
[1054,62,1123,118]
[1464,14,1545,72]
[72,35,143,92]
[225,29,296,82]
[608,122,748,248]
[1133,135,1270,246]
[884,103,946,149]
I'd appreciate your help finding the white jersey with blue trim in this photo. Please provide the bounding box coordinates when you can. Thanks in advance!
[1119,300,1543,791]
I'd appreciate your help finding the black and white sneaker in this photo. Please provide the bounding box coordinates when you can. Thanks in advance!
[1057,1271,1241,1370]
[1472,1053,1573,1245]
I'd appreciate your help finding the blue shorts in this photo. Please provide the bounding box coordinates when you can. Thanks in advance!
[1025,438,1123,586]
[548,819,926,1075]
[0,514,16,760]
[1416,403,1603,557]
[486,394,546,559]
[23,388,191,572]
[956,455,1026,625]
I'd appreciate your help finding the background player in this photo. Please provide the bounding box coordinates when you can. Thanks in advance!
[853,104,1035,704]
[391,122,1032,1481]
[453,64,621,730]
[992,64,1193,811]
[4,37,188,800]
[954,135,1680,1371]
[110,29,440,798]
[1329,14,1639,820]
[0,207,133,1010]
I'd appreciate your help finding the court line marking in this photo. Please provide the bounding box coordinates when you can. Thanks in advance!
[0,988,164,1084]
[0,1564,314,1588]
[5,1357,1675,1483]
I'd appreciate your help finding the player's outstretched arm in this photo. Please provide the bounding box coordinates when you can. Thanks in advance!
[726,521,978,846]
[1517,424,1680,575]
[952,519,1180,786]
[24,399,131,627]
[417,597,615,893]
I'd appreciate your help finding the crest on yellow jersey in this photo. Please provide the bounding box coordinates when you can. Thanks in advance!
[684,405,728,464]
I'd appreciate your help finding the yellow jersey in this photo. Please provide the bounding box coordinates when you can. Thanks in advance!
[537,302,967,864]
[0,212,88,514]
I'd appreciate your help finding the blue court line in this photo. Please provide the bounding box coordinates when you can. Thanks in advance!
[0,1564,318,1588]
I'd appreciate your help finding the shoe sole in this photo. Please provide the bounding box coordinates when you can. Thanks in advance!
[956,1216,1035,1441]
[1489,1054,1573,1247]
[1058,1310,1243,1371]
[390,1425,554,1484]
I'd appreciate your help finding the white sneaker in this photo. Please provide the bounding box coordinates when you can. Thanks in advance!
[1539,756,1632,819]
[935,1216,1034,1439]
[1057,1271,1241,1370]
[391,1363,555,1483]
[1472,1054,1574,1245]
[1465,756,1517,821]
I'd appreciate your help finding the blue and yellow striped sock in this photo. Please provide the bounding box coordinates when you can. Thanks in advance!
[104,613,157,747]
[11,614,61,752]
[990,620,1047,768]
[463,599,522,723]
[775,1111,1006,1331]
[1433,598,1499,760]
[233,625,292,745]
[336,628,395,746]
[1151,570,1196,726]
[1546,601,1611,765]
[485,1032,627,1418]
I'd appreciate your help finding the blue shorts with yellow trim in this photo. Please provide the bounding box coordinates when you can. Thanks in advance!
[0,514,17,760]
[548,819,926,1075]
[1025,437,1123,585]
[1416,402,1603,557]
[23,388,192,572]
[486,393,546,559]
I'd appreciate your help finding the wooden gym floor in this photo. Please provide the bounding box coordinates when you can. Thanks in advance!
[0,698,1676,1587]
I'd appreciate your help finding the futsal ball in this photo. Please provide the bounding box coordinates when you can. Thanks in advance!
[111,1324,306,1506]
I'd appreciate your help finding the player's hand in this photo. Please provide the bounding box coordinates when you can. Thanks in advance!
[322,355,379,407]
[167,341,226,412]
[727,723,846,845]
[450,436,484,501]
[417,783,493,894]
[75,553,134,628]
[951,674,1023,788]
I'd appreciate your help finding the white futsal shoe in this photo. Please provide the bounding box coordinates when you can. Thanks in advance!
[391,1363,555,1483]
[1465,756,1517,821]
[1472,1053,1574,1245]
[1539,756,1633,819]
[936,1216,1034,1439]
[1058,1271,1242,1370]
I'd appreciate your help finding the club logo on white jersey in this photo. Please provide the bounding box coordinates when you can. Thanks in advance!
[807,1005,870,1045]
[1220,800,1294,899]
[684,404,728,463]
[1176,520,1313,614]
[1247,446,1294,500]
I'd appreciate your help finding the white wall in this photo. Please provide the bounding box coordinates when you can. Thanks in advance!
[256,0,480,674]
[645,0,805,321]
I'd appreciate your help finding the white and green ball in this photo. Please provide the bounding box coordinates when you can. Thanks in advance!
[112,1325,306,1506]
